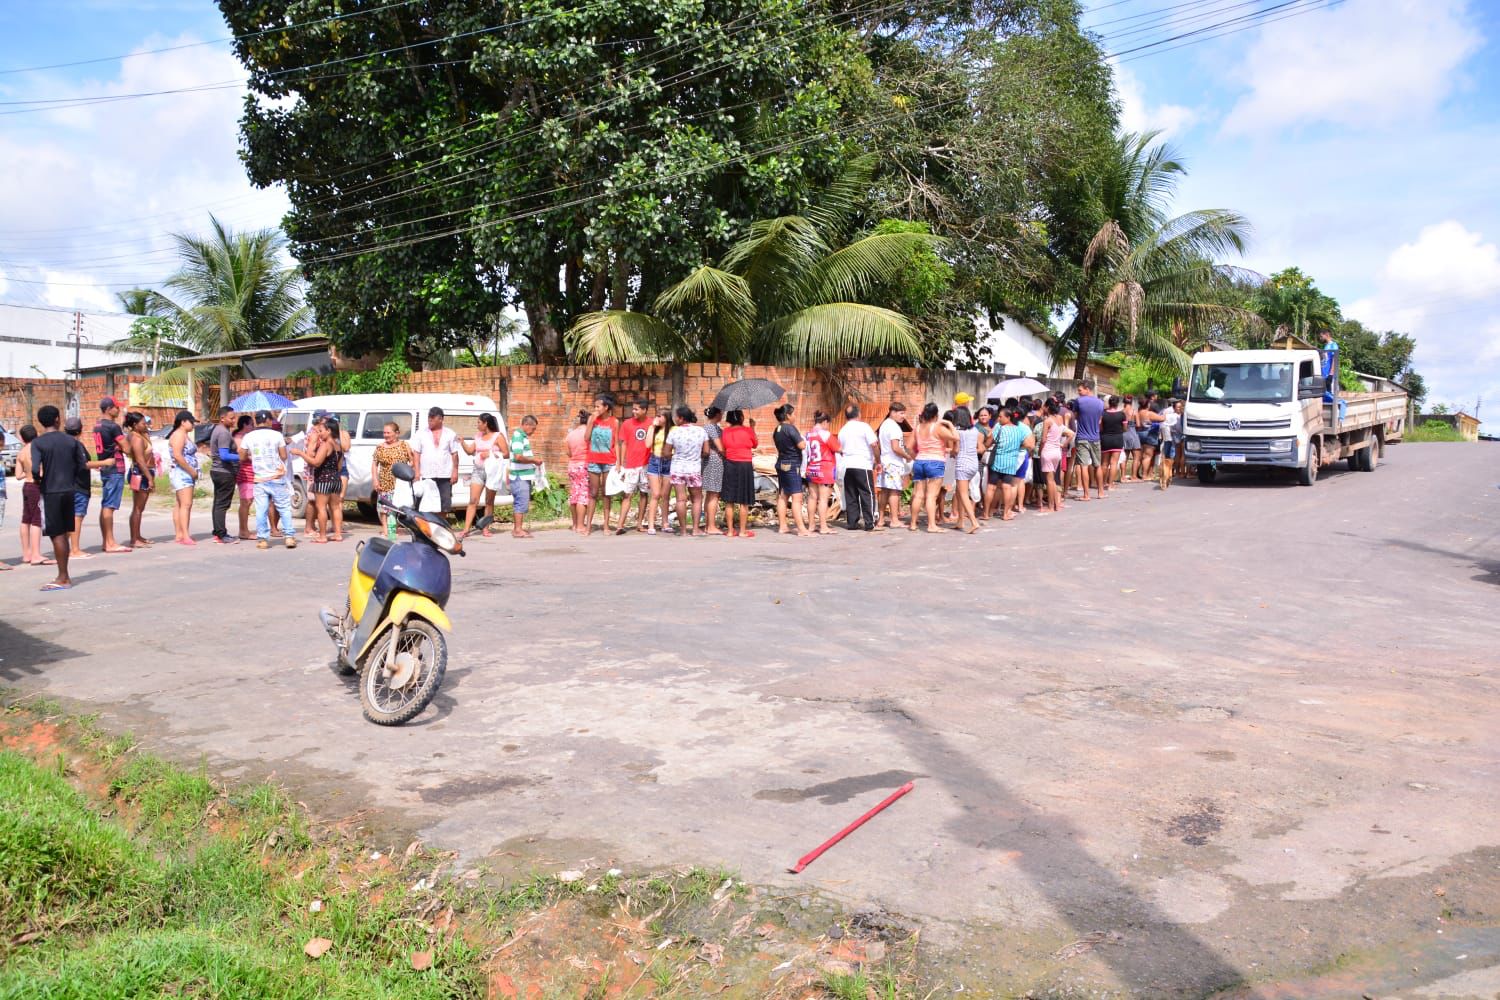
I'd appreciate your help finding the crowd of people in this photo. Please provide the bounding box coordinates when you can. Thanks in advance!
[4,382,1187,589]
[553,385,1187,538]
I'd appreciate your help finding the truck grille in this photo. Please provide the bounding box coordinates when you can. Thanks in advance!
[1186,416,1292,430]
[1194,436,1276,455]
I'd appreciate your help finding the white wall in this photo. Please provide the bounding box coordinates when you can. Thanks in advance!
[0,303,135,380]
[970,313,1055,378]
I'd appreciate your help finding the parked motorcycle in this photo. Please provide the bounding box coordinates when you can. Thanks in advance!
[319,462,476,725]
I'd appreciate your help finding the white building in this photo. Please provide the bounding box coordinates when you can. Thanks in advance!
[971,313,1055,377]
[0,303,136,380]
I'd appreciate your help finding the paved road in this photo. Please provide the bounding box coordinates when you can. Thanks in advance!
[3,444,1498,997]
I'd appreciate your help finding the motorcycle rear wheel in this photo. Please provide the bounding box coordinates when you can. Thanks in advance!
[360,619,447,726]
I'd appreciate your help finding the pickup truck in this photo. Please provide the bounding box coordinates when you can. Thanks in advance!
[1184,349,1407,486]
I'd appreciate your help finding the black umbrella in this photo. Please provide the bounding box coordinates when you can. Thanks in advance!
[711,378,785,412]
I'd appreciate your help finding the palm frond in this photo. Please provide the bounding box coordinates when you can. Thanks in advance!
[765,303,922,367]
[1084,220,1129,274]
[802,231,949,306]
[565,310,682,363]
[653,266,755,360]
[720,216,829,308]
[805,154,878,241]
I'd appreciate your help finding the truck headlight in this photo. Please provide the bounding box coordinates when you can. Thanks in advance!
[1185,439,1200,453]
[1268,438,1294,453]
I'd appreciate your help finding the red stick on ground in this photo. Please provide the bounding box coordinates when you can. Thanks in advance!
[788,781,915,874]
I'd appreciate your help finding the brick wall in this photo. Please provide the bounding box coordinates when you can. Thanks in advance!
[0,375,191,435]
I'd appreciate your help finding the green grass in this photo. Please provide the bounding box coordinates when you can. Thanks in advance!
[0,746,486,999]
[1406,420,1468,443]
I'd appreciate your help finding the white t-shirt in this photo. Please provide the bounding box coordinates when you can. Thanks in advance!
[667,424,708,476]
[837,420,878,471]
[242,427,286,482]
[410,425,459,480]
[878,418,907,466]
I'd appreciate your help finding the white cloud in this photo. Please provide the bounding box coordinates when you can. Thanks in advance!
[1347,221,1500,417]
[1223,0,1482,135]
[0,35,289,312]
[1112,60,1197,141]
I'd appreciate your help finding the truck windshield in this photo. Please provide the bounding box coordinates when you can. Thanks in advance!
[1190,363,1294,403]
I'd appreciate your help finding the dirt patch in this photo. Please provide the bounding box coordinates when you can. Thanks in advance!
[1166,800,1225,846]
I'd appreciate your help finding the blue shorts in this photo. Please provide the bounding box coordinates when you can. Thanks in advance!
[646,455,667,477]
[587,462,612,475]
[911,459,946,481]
[776,467,804,495]
[73,490,90,517]
[1161,440,1178,460]
[99,469,125,510]
[509,477,532,514]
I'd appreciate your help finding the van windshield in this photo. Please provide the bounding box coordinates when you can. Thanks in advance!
[1190,363,1294,404]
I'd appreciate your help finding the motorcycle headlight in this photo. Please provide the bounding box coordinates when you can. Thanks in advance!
[414,516,461,553]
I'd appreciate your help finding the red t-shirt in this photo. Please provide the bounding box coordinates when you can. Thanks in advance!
[587,415,618,465]
[806,427,840,484]
[721,425,758,463]
[620,417,651,468]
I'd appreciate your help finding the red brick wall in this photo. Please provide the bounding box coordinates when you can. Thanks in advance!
[0,375,188,435]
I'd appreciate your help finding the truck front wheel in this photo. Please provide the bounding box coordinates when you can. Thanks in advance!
[1298,441,1319,486]
[1196,464,1217,484]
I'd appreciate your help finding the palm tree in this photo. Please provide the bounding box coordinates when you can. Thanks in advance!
[567,159,942,366]
[109,288,192,375]
[1058,132,1258,379]
[154,215,311,353]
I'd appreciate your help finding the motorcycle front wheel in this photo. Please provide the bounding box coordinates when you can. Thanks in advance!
[360,618,447,726]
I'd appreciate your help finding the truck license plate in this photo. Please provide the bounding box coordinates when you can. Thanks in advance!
[1221,454,1246,464]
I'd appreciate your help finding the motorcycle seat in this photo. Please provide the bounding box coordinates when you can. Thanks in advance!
[358,536,395,577]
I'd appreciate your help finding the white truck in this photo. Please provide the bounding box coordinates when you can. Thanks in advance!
[1183,349,1407,486]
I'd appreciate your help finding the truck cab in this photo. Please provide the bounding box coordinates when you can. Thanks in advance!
[1184,349,1404,486]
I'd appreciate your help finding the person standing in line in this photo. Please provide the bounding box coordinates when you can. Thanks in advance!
[1137,399,1166,482]
[565,409,591,535]
[239,409,297,550]
[700,406,726,535]
[1100,395,1126,495]
[1038,399,1073,515]
[207,406,240,545]
[64,417,113,561]
[166,409,200,545]
[371,421,416,541]
[804,411,841,535]
[771,404,809,536]
[410,406,460,514]
[1072,382,1106,502]
[1159,399,1182,490]
[643,406,673,535]
[1171,398,1188,480]
[615,401,652,534]
[951,406,981,534]
[292,420,335,543]
[233,415,256,539]
[663,406,709,537]
[876,401,911,530]
[836,404,880,532]
[909,403,954,533]
[584,396,619,534]
[507,415,540,539]
[719,409,758,538]
[31,406,92,590]
[122,413,155,548]
[92,397,132,553]
[16,425,49,567]
[985,407,1035,521]
[460,413,507,537]
[1121,395,1140,481]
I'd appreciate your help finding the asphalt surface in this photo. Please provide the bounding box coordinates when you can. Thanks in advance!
[3,443,1498,997]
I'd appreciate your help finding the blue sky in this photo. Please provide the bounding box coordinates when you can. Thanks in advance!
[1,0,1497,417]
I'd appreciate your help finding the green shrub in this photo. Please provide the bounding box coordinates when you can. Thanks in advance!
[1406,420,1465,443]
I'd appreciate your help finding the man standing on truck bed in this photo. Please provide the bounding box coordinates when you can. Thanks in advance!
[1319,330,1339,400]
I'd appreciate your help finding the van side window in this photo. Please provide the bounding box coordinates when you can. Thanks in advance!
[280,412,309,439]
[361,411,413,439]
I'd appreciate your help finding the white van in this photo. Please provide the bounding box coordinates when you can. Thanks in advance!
[281,393,507,515]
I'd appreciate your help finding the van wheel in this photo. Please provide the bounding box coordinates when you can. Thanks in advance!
[1196,465,1217,484]
[1298,441,1319,486]
[291,477,308,515]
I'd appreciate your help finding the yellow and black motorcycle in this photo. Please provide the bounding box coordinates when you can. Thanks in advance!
[319,462,474,725]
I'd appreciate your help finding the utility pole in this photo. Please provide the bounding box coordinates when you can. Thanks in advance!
[63,311,89,420]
